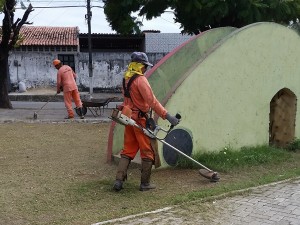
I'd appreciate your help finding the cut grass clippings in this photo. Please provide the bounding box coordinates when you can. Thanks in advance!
[1,122,300,225]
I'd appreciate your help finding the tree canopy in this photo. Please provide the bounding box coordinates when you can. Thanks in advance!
[103,0,300,34]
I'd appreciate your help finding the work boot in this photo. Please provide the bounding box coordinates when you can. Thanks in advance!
[64,115,74,119]
[113,156,131,192]
[139,159,156,191]
[113,179,123,192]
[78,107,85,119]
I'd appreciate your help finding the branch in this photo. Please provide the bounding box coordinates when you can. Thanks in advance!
[1,2,13,47]
[8,4,33,49]
[12,18,21,30]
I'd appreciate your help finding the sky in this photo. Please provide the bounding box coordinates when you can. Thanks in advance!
[1,0,182,34]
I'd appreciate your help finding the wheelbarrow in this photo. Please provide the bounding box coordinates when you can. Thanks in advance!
[75,97,117,117]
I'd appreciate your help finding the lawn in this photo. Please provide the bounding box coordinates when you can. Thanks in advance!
[1,122,300,225]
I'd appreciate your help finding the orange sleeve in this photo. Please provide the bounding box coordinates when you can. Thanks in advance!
[137,76,167,119]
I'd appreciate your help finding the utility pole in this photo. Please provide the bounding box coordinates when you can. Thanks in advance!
[86,0,93,95]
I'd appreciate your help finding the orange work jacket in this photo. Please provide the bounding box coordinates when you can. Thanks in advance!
[123,75,167,121]
[57,65,78,93]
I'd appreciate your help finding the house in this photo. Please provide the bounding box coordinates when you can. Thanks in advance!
[8,26,193,92]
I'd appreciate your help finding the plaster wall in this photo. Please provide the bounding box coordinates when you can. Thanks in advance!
[8,52,166,91]
[110,27,236,157]
[158,22,300,154]
[8,51,59,89]
[145,33,193,53]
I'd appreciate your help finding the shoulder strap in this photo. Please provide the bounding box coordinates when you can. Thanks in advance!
[123,74,139,98]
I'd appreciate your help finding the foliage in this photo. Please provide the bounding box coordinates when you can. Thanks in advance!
[289,19,300,34]
[286,138,300,151]
[177,145,292,172]
[103,0,300,34]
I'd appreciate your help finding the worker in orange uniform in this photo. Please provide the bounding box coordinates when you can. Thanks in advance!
[53,59,84,119]
[113,52,180,192]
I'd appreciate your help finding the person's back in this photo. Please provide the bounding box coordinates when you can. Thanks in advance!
[53,59,84,119]
[57,65,77,92]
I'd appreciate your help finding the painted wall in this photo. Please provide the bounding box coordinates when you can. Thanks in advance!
[158,22,300,159]
[109,27,236,160]
[145,33,193,53]
[8,52,58,89]
[8,52,166,91]
[108,22,300,168]
[8,33,191,91]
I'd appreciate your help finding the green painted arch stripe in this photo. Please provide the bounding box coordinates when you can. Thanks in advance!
[146,27,236,107]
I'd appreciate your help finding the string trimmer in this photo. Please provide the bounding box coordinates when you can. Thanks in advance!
[33,93,58,120]
[110,106,220,182]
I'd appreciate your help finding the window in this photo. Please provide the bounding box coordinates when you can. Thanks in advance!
[58,54,75,72]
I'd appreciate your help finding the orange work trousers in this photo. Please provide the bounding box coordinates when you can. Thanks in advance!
[63,89,82,117]
[120,117,154,161]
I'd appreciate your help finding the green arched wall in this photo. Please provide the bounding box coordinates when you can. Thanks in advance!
[108,22,300,168]
[158,22,300,165]
[109,27,236,158]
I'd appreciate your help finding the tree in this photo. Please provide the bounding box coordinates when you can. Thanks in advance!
[0,0,33,108]
[103,0,300,35]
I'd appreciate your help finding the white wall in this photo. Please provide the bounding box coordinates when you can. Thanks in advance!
[8,51,166,91]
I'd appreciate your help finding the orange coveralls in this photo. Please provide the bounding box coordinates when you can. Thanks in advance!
[120,75,167,161]
[57,65,82,118]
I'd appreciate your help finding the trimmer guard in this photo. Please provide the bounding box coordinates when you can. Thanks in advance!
[199,169,220,182]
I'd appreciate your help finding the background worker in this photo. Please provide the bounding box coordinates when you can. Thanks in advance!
[113,52,180,192]
[52,59,84,119]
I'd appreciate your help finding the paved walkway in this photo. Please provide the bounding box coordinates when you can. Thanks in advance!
[0,89,122,123]
[94,178,300,225]
[0,101,118,123]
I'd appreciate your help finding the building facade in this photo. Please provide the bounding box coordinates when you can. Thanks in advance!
[8,26,192,92]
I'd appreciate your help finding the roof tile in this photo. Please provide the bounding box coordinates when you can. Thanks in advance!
[19,26,79,46]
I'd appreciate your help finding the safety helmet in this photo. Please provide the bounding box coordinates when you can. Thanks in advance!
[131,52,153,67]
[53,59,61,66]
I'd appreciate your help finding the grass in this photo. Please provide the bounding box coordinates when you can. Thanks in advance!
[175,145,300,203]
[1,122,300,225]
[178,145,293,171]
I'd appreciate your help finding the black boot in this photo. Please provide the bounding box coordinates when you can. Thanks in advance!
[140,158,156,191]
[113,156,131,191]
[79,107,84,119]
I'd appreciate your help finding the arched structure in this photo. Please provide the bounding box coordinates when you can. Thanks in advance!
[107,22,300,168]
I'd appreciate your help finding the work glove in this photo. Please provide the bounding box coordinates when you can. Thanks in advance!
[166,112,180,126]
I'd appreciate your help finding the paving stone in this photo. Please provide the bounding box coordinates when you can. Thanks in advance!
[94,178,300,225]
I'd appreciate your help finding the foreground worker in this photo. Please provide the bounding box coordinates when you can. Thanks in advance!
[53,59,84,119]
[113,52,180,192]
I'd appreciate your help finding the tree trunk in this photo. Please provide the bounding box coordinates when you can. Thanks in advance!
[0,55,12,109]
[0,1,33,109]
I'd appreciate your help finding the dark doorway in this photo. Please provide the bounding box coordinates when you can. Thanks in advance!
[269,88,297,148]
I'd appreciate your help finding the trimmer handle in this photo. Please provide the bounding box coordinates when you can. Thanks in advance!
[169,113,181,131]
[175,113,182,119]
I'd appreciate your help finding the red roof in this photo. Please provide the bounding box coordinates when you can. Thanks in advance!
[19,26,79,46]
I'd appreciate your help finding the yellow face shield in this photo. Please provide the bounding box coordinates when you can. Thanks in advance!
[124,62,145,79]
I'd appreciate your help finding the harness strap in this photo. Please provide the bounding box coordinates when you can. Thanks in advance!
[123,74,139,98]
[123,74,153,120]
